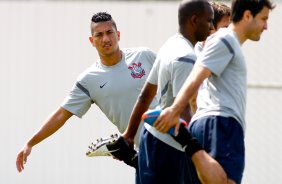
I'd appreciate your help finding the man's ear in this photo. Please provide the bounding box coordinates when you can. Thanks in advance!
[89,36,95,46]
[89,36,93,43]
[117,31,120,41]
[243,10,253,22]
[191,15,198,27]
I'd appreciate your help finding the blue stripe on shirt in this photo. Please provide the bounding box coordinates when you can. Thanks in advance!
[76,82,94,103]
[220,38,235,56]
[176,57,195,64]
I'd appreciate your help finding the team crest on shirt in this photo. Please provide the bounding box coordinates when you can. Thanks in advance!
[128,62,145,79]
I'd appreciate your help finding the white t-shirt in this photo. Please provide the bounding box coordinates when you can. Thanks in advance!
[146,34,196,151]
[193,28,247,132]
[61,47,159,143]
[194,41,204,57]
[148,34,196,108]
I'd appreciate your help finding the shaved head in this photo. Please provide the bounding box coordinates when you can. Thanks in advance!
[178,0,211,27]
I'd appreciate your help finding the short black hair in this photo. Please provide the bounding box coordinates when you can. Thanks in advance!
[231,0,275,23]
[211,1,231,30]
[91,12,117,34]
[178,0,211,28]
[92,12,112,23]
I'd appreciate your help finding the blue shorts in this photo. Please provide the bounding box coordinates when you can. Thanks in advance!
[137,126,200,184]
[189,116,245,184]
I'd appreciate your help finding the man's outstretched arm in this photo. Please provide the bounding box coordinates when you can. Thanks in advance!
[16,107,73,172]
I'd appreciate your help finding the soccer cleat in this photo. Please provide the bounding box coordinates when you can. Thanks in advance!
[86,133,119,157]
[86,134,138,169]
[141,109,188,135]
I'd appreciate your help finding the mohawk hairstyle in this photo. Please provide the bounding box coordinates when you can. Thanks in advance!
[90,12,117,34]
[91,12,112,23]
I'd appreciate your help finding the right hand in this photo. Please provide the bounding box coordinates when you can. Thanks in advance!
[121,132,135,149]
[16,144,32,172]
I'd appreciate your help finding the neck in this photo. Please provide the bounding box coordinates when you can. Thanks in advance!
[229,23,247,45]
[99,49,122,66]
[179,28,196,46]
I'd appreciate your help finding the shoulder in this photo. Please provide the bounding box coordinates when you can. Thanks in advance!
[216,29,240,55]
[207,28,238,46]
[122,47,156,57]
[162,34,191,48]
[159,34,196,61]
[76,62,100,82]
[122,47,156,65]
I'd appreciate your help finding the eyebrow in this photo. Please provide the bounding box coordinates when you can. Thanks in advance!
[94,28,114,34]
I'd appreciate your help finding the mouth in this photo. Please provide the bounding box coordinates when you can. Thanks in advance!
[103,43,112,48]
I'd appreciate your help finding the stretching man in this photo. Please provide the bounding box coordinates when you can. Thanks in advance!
[16,12,158,175]
[123,0,229,183]
[154,0,275,183]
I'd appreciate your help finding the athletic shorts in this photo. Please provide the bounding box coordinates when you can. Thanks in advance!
[189,116,245,184]
[137,126,200,184]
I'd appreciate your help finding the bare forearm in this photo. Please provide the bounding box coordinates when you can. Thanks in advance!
[26,107,72,147]
[189,92,198,114]
[124,99,151,138]
[16,107,73,172]
[172,65,211,114]
[180,104,193,123]
[124,83,157,139]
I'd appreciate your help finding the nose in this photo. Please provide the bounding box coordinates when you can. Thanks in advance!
[210,22,215,30]
[102,34,110,42]
[264,22,268,30]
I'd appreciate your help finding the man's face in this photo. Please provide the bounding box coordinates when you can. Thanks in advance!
[195,4,214,42]
[211,15,230,34]
[246,6,270,41]
[89,21,120,57]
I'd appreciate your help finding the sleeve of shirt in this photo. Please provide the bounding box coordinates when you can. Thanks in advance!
[144,47,157,66]
[61,78,94,118]
[197,36,234,77]
[147,56,160,85]
[171,56,195,97]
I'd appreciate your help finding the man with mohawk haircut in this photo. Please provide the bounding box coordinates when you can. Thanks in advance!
[16,12,158,182]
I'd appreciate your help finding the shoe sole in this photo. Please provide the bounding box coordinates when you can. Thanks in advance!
[86,134,119,157]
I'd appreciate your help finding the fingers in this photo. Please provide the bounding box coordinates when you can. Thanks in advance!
[16,146,31,172]
[153,108,181,133]
[153,115,165,132]
[154,115,171,133]
[121,136,134,148]
[16,152,25,172]
[174,122,181,136]
[158,124,170,133]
